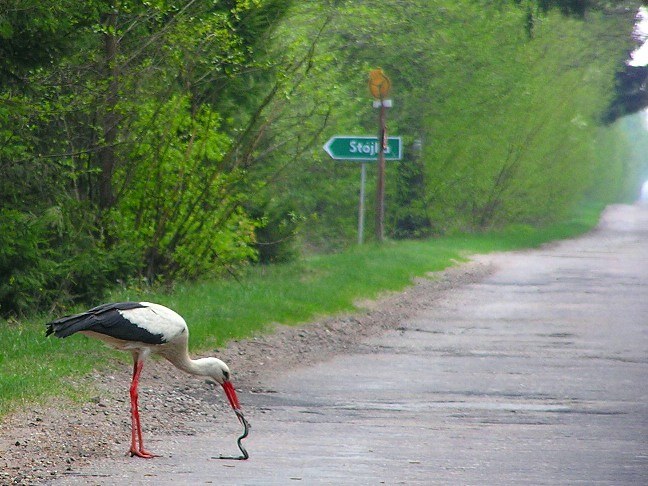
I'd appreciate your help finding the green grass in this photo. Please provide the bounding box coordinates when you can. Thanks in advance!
[0,205,603,417]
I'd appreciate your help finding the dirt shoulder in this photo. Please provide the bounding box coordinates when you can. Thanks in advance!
[0,260,492,485]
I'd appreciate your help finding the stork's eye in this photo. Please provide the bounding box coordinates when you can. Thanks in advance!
[223,370,230,381]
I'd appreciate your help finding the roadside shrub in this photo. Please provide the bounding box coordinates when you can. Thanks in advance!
[0,205,140,317]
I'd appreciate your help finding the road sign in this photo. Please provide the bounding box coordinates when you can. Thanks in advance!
[323,136,402,161]
[368,69,391,99]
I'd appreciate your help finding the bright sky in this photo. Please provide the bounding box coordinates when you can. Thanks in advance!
[628,7,648,66]
[641,180,648,202]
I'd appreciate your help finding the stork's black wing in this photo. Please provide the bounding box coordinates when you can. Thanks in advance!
[45,302,166,344]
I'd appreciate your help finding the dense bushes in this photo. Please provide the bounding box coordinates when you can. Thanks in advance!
[0,204,139,315]
[0,0,642,316]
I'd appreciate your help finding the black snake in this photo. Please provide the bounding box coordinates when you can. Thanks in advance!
[214,410,250,460]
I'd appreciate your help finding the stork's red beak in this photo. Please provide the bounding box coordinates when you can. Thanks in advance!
[222,380,241,410]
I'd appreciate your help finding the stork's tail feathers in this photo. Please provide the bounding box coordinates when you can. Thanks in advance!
[45,312,91,338]
[45,302,147,339]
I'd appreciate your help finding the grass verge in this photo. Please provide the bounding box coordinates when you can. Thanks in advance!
[0,204,603,417]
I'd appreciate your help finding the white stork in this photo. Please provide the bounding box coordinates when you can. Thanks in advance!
[45,301,241,458]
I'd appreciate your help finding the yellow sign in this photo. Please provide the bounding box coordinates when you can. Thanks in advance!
[368,69,391,99]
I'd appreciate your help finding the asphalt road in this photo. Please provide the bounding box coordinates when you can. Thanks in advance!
[56,204,648,485]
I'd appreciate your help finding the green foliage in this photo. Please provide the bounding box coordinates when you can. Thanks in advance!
[391,143,434,239]
[0,0,644,317]
[0,204,139,316]
[255,0,641,248]
[112,94,257,280]
[249,199,302,263]
[0,0,297,315]
[0,0,95,83]
[0,210,50,314]
[310,1,638,234]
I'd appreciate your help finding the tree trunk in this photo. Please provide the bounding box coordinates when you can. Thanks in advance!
[98,11,119,211]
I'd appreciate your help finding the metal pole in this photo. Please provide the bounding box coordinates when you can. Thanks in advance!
[358,162,366,245]
[375,102,387,242]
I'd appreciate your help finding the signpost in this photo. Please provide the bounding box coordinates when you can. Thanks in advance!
[323,136,402,161]
[322,69,396,245]
[323,135,402,245]
[368,68,392,243]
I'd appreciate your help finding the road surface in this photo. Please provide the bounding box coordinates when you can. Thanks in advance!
[56,204,648,485]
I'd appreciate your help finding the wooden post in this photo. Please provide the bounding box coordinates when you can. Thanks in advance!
[98,11,119,211]
[368,68,392,243]
[375,103,387,242]
[358,162,366,244]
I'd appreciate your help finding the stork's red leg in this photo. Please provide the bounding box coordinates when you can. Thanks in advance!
[129,358,156,458]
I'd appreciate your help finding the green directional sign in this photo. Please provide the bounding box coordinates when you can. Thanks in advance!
[323,136,402,161]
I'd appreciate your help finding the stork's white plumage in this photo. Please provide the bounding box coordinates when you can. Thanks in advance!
[45,301,241,458]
